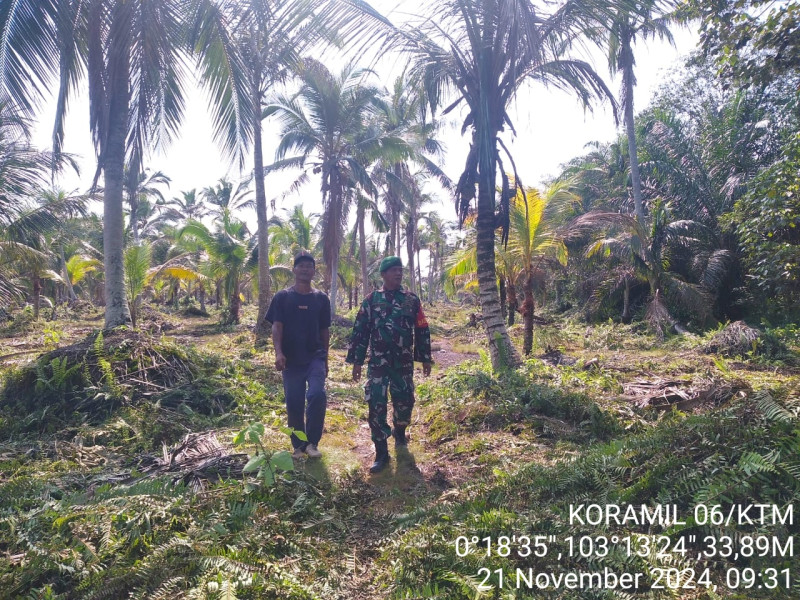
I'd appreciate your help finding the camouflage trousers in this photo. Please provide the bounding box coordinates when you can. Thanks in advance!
[365,368,415,442]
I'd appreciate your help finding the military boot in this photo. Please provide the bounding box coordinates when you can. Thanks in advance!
[369,439,390,473]
[393,426,407,446]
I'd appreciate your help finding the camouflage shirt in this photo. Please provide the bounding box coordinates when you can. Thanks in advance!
[346,288,432,373]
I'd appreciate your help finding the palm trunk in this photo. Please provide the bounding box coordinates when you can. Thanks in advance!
[406,220,416,294]
[229,280,240,324]
[417,246,422,296]
[622,276,631,323]
[131,296,139,329]
[61,245,78,303]
[330,256,339,318]
[476,130,520,369]
[252,77,271,340]
[359,209,369,299]
[428,250,435,302]
[103,51,133,329]
[507,277,517,326]
[130,196,139,243]
[622,35,645,224]
[33,275,41,320]
[325,176,344,318]
[522,271,535,355]
[499,277,507,323]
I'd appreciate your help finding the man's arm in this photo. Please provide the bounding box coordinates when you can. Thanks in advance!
[266,292,285,370]
[346,295,372,381]
[413,299,433,376]
[272,321,286,370]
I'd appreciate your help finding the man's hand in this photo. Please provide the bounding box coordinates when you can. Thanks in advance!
[422,362,432,377]
[275,352,287,371]
[352,364,362,381]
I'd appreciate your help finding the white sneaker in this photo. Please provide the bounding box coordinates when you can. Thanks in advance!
[292,447,306,460]
[305,443,322,458]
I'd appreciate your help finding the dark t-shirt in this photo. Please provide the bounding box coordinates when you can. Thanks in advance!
[265,288,331,366]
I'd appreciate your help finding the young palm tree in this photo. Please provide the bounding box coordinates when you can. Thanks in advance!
[394,0,616,369]
[447,182,573,353]
[1,191,87,316]
[573,200,714,336]
[1,0,190,328]
[179,214,252,324]
[269,204,316,258]
[66,254,102,298]
[506,185,572,354]
[0,105,79,305]
[123,241,151,328]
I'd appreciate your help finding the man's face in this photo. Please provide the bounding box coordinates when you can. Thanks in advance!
[381,265,403,289]
[293,259,315,282]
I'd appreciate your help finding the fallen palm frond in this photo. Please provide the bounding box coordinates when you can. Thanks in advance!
[703,320,763,356]
[622,376,750,411]
[138,431,248,491]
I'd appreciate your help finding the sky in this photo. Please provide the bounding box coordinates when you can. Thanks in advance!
[30,3,699,230]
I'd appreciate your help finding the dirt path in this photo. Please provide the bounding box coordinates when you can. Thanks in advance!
[431,336,480,369]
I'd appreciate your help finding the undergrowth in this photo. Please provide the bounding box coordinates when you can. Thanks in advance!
[378,387,800,599]
[419,357,622,446]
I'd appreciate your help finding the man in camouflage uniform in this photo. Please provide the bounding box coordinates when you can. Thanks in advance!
[346,256,432,473]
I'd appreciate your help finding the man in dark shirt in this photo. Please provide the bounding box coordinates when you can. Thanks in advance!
[266,251,331,459]
[346,256,432,473]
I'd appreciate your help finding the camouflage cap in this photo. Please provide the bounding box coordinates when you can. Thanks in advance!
[379,256,402,273]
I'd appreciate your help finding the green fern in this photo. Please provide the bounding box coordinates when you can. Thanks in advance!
[34,356,81,401]
[754,389,796,423]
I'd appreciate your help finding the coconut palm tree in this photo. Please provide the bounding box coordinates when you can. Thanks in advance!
[267,58,410,316]
[0,103,78,305]
[447,181,572,353]
[190,0,297,337]
[351,191,388,298]
[269,204,316,258]
[393,0,616,369]
[506,185,572,354]
[123,241,151,328]
[372,73,450,257]
[1,191,87,316]
[123,166,171,243]
[603,0,685,224]
[203,177,254,218]
[158,189,209,224]
[1,0,191,328]
[401,173,435,295]
[419,212,450,303]
[189,0,393,335]
[179,213,252,324]
[66,254,102,298]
